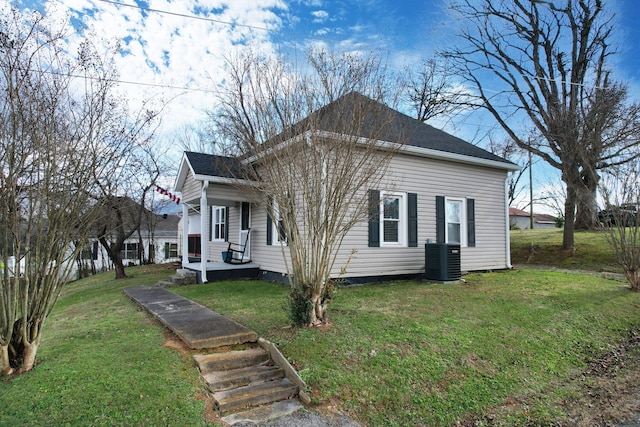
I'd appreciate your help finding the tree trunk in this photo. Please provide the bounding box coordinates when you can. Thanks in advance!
[313,300,327,326]
[17,340,38,374]
[308,291,329,326]
[0,344,11,376]
[575,174,600,230]
[114,259,127,279]
[563,185,577,250]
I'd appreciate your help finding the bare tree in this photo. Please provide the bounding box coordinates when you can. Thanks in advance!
[600,162,640,291]
[487,136,530,207]
[0,10,106,374]
[404,57,473,123]
[210,48,403,326]
[443,0,640,249]
[0,8,161,375]
[68,37,162,280]
[91,142,161,279]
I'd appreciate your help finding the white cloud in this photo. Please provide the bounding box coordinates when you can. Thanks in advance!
[311,9,328,23]
[31,0,288,160]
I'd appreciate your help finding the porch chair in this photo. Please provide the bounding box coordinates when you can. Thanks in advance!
[223,228,251,264]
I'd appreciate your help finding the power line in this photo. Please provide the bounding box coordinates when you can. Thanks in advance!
[94,0,351,46]
[96,0,276,33]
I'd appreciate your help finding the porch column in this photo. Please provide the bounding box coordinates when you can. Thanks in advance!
[182,202,189,267]
[200,181,209,282]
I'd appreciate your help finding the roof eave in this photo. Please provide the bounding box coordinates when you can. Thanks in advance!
[398,143,521,172]
[173,153,196,192]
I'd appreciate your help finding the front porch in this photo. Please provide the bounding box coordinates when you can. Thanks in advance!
[184,261,260,283]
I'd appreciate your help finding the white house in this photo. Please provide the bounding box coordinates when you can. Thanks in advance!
[76,209,181,277]
[509,207,557,229]
[174,92,519,283]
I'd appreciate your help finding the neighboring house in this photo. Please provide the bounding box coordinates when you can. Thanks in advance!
[174,92,519,283]
[77,203,181,277]
[509,207,557,229]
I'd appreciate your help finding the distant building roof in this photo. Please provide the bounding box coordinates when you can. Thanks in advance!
[509,207,556,223]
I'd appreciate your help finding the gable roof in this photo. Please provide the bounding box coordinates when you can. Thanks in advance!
[309,92,514,166]
[174,151,249,191]
[185,151,243,178]
[175,92,518,191]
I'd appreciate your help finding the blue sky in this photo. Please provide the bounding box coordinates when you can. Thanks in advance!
[5,0,640,208]
[8,0,639,141]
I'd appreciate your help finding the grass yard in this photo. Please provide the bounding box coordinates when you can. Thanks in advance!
[510,227,620,272]
[176,270,640,426]
[1,229,639,426]
[0,263,209,427]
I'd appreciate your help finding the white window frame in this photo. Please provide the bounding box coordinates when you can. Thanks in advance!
[121,242,139,260]
[271,200,287,246]
[164,242,178,258]
[213,206,226,241]
[445,197,467,247]
[380,191,407,247]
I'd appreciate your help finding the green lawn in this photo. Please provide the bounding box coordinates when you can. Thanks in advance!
[176,270,640,426]
[1,231,639,426]
[510,227,620,272]
[0,264,209,427]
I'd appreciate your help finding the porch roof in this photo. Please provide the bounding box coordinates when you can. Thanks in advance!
[174,151,256,193]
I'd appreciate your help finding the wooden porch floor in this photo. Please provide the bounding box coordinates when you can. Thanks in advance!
[183,261,261,283]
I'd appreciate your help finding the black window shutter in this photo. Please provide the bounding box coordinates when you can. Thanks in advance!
[436,196,445,243]
[467,198,476,247]
[266,197,273,246]
[408,193,418,247]
[208,206,213,241]
[368,190,380,247]
[225,207,229,242]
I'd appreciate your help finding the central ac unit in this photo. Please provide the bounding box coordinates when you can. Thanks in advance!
[425,243,461,282]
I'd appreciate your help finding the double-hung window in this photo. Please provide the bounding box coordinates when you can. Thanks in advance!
[213,207,226,241]
[436,195,475,247]
[368,190,417,248]
[121,242,139,260]
[381,191,406,246]
[445,198,464,245]
[164,242,178,258]
[266,197,288,245]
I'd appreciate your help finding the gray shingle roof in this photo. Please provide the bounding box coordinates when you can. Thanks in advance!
[310,91,513,165]
[185,92,515,178]
[185,151,244,178]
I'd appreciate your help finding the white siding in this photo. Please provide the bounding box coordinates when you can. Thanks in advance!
[249,201,291,275]
[181,174,201,204]
[247,152,510,279]
[328,152,509,278]
[179,151,510,279]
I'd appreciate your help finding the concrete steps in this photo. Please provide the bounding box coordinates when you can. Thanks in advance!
[204,365,285,392]
[194,347,270,372]
[214,378,298,413]
[195,346,302,422]
[221,400,304,425]
[123,286,305,425]
[156,268,197,287]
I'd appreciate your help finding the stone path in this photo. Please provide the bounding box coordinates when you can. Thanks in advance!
[123,285,305,425]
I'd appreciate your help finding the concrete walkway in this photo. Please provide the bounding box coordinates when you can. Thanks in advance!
[123,285,257,349]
